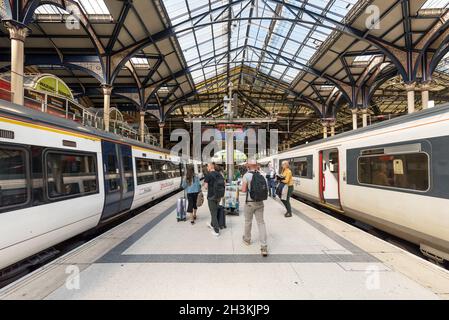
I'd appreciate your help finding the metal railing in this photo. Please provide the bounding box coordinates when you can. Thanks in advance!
[0,87,160,147]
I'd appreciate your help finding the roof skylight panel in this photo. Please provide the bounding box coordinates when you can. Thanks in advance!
[77,0,109,15]
[130,57,150,69]
[35,0,112,21]
[273,63,288,76]
[188,0,214,14]
[353,55,375,66]
[436,52,449,74]
[164,0,189,23]
[421,0,449,9]
[35,4,68,15]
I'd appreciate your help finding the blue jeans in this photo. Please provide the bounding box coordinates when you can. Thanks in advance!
[268,178,276,197]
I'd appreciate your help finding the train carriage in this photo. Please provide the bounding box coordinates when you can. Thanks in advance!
[261,104,449,263]
[0,99,184,271]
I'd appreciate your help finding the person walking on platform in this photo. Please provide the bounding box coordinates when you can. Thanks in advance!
[280,160,294,218]
[266,163,276,198]
[241,159,269,257]
[204,162,225,236]
[182,165,201,225]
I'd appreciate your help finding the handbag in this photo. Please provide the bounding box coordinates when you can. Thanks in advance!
[196,191,204,207]
[276,182,285,198]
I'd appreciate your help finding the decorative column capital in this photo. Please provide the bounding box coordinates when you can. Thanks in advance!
[140,110,146,116]
[101,84,113,95]
[321,120,329,127]
[360,108,368,114]
[420,81,431,91]
[321,118,336,127]
[158,122,165,128]
[5,22,29,42]
[351,108,358,115]
[404,82,416,92]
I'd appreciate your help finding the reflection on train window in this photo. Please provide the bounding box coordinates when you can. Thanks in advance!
[135,158,181,185]
[122,155,134,193]
[292,158,308,177]
[0,148,28,208]
[165,162,180,179]
[46,152,97,199]
[154,160,167,180]
[329,152,339,173]
[358,153,429,191]
[106,154,120,191]
[136,158,155,185]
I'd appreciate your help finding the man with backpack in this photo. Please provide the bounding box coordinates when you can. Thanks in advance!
[241,159,268,257]
[204,162,225,236]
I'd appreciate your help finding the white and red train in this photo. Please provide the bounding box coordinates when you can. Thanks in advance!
[260,104,449,264]
[0,98,200,271]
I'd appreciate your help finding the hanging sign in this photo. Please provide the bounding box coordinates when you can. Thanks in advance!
[34,75,74,100]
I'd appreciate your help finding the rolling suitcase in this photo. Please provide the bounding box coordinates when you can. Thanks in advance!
[177,196,187,222]
[217,205,226,229]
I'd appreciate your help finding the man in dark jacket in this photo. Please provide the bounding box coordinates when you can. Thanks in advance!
[204,162,222,236]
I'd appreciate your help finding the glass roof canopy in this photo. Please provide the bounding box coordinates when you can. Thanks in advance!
[35,0,111,16]
[162,0,358,90]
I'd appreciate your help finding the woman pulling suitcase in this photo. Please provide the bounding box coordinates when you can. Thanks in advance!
[182,165,202,224]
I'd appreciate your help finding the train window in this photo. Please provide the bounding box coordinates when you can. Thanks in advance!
[0,147,29,208]
[106,154,120,191]
[135,158,155,185]
[166,161,181,178]
[46,152,98,199]
[122,155,134,193]
[329,152,339,173]
[153,160,165,180]
[292,158,309,177]
[358,153,429,191]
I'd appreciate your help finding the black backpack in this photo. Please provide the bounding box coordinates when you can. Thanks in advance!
[249,171,268,201]
[212,173,225,200]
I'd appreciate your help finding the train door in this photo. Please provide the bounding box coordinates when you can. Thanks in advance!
[319,148,341,209]
[101,141,134,220]
[119,144,134,212]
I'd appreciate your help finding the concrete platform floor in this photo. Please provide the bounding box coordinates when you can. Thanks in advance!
[1,191,449,300]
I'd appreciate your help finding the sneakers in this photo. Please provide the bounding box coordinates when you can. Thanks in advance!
[284,212,292,218]
[207,223,219,236]
[242,237,251,246]
[261,246,268,257]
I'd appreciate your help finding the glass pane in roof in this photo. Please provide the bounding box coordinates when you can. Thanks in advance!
[421,0,449,9]
[131,57,150,69]
[35,0,111,17]
[78,0,110,15]
[35,4,68,15]
[435,52,449,74]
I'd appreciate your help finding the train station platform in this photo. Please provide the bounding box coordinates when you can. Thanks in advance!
[1,192,448,300]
